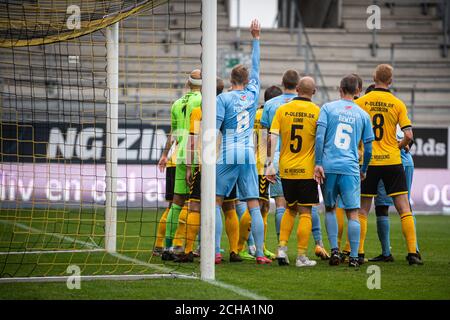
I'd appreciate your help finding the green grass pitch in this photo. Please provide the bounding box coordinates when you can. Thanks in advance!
[0,209,449,300]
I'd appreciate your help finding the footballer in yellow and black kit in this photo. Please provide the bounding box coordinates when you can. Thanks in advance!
[186,105,240,261]
[267,93,321,266]
[188,107,237,202]
[269,97,320,207]
[355,88,411,197]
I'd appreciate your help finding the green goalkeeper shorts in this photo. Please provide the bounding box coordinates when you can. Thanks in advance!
[174,163,189,195]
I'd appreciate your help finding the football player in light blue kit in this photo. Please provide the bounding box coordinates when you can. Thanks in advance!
[215,19,272,265]
[369,127,419,262]
[314,74,374,268]
[261,70,329,260]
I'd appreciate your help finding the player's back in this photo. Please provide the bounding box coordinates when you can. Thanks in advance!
[271,98,320,179]
[355,88,411,166]
[171,91,202,163]
[217,82,259,164]
[171,97,185,143]
[318,99,372,176]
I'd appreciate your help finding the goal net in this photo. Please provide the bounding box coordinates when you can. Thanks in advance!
[0,0,207,281]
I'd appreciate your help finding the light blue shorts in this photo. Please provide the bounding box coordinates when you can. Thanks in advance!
[216,163,259,200]
[374,180,393,206]
[404,165,413,202]
[321,173,361,210]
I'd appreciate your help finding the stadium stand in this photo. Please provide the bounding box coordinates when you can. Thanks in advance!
[127,0,450,125]
[4,0,446,125]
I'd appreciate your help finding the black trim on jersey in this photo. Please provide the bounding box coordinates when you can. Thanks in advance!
[401,125,412,131]
[372,88,391,93]
[293,97,311,102]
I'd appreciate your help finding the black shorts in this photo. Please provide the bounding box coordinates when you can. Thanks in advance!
[165,166,176,201]
[361,164,408,197]
[281,178,319,207]
[189,167,201,201]
[189,168,237,202]
[258,175,269,201]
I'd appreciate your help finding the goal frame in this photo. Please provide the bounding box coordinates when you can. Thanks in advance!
[0,0,217,283]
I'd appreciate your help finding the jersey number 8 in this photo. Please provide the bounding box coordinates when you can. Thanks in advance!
[334,123,353,150]
[372,113,384,141]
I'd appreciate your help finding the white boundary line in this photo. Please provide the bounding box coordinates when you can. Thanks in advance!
[0,248,104,256]
[0,219,99,249]
[204,280,268,300]
[0,274,197,283]
[0,219,268,300]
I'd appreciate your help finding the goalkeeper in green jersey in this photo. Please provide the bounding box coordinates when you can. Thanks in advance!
[158,69,202,260]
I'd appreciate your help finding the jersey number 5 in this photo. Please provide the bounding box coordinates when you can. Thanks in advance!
[290,124,303,153]
[334,123,353,150]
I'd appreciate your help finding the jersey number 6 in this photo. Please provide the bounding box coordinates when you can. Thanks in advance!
[334,123,353,150]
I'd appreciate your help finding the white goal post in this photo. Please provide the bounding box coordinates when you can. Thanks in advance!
[104,0,218,280]
[105,22,119,254]
[97,0,217,280]
[103,0,218,278]
[200,0,217,281]
[0,0,217,283]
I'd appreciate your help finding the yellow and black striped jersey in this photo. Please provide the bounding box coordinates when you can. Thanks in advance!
[254,107,267,175]
[188,106,202,165]
[355,88,411,166]
[189,106,202,135]
[270,97,320,179]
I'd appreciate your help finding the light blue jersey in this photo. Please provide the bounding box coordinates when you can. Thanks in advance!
[216,39,260,200]
[217,40,260,165]
[260,93,297,129]
[261,93,296,152]
[317,99,374,176]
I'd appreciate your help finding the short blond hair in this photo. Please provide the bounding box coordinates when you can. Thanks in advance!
[373,64,393,85]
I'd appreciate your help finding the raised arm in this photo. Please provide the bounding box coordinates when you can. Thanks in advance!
[249,19,261,85]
